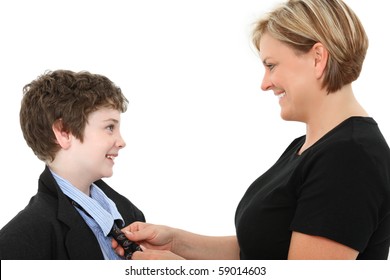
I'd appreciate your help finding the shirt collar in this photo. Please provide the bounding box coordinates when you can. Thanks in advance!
[50,169,124,236]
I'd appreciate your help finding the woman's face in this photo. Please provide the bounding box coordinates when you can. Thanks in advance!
[259,32,320,122]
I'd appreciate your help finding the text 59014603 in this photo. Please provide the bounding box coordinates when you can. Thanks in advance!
[218,266,266,276]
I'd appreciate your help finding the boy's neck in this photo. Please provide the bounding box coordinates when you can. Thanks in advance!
[48,163,92,196]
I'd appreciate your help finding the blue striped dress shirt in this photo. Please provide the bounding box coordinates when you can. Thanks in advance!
[51,170,124,260]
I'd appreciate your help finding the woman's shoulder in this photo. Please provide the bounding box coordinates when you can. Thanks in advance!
[304,117,389,156]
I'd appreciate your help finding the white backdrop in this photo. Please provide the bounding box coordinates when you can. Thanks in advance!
[0,0,388,249]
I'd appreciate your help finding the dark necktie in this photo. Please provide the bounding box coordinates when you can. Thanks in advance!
[69,198,141,259]
[110,221,142,260]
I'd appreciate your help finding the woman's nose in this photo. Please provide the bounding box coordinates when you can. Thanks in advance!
[261,72,272,91]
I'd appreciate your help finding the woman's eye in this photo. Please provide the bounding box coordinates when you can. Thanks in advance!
[107,125,114,132]
[266,64,275,70]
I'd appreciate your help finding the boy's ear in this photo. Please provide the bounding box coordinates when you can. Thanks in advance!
[312,42,329,79]
[52,119,72,149]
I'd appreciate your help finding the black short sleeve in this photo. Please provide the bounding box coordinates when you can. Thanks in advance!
[291,140,385,251]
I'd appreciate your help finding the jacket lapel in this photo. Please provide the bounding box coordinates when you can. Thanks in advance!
[39,166,104,259]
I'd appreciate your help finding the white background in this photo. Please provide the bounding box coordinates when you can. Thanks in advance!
[0,0,389,254]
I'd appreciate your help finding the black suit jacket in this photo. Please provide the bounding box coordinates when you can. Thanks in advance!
[0,166,145,259]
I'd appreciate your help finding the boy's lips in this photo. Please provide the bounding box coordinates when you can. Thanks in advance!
[105,154,117,160]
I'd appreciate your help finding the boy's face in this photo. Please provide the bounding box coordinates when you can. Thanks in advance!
[70,107,126,183]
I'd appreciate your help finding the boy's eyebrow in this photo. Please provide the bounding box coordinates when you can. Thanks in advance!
[103,118,119,123]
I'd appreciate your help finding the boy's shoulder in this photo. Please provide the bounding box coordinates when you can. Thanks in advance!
[0,192,58,233]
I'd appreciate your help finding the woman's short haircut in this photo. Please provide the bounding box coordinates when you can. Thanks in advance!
[252,0,369,93]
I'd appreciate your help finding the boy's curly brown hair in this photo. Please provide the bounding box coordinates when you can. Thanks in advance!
[20,70,128,162]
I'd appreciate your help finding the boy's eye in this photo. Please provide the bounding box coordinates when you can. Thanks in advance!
[107,125,114,132]
[266,64,275,70]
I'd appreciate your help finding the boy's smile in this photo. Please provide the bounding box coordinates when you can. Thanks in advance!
[49,107,126,194]
[105,153,118,162]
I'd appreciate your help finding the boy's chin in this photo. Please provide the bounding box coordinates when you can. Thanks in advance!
[101,170,114,179]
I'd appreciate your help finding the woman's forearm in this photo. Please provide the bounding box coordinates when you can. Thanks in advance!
[172,229,240,260]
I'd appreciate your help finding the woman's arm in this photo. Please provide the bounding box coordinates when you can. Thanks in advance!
[121,222,240,260]
[288,231,359,259]
[171,229,239,260]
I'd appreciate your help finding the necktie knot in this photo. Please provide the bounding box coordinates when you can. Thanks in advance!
[110,221,142,259]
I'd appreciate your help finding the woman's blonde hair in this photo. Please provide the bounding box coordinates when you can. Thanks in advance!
[252,0,368,93]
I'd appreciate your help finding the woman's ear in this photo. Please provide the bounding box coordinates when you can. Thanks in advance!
[52,119,72,149]
[312,42,329,80]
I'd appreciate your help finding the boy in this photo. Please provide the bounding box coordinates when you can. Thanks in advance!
[0,70,144,259]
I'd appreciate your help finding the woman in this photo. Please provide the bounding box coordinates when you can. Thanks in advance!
[116,0,390,259]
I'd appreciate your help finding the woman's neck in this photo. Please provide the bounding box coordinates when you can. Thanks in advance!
[299,85,368,154]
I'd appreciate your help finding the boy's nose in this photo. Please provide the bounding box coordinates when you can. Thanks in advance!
[117,133,126,149]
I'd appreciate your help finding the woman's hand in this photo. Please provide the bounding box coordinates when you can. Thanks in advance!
[112,222,180,259]
[123,222,175,250]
